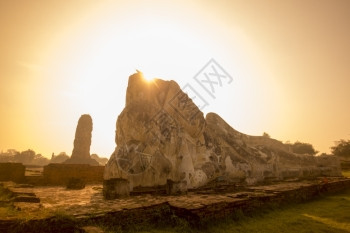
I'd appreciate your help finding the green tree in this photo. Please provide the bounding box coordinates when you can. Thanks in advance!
[331,139,350,158]
[291,141,318,155]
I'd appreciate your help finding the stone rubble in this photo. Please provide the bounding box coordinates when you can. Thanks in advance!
[1,177,349,227]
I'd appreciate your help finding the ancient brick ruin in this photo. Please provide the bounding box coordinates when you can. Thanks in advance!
[0,163,25,183]
[42,164,104,185]
[0,163,104,186]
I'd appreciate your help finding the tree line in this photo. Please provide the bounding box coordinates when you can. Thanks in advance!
[263,132,350,158]
[0,149,108,166]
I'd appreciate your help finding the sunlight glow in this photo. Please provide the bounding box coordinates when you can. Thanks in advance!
[140,72,154,82]
[2,0,317,158]
[39,2,268,157]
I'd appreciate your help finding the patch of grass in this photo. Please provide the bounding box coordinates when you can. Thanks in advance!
[9,209,82,233]
[132,189,350,233]
[0,184,17,219]
[342,170,350,178]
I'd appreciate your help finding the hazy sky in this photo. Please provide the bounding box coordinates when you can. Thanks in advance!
[1,0,349,158]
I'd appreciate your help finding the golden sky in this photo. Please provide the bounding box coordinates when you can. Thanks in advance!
[1,0,349,158]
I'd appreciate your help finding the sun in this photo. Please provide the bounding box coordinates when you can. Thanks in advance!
[137,70,154,82]
[143,76,154,82]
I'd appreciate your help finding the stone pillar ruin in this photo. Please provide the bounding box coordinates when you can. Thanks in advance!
[64,114,99,166]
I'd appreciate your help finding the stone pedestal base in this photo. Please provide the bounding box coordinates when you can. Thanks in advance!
[166,179,187,195]
[103,178,130,199]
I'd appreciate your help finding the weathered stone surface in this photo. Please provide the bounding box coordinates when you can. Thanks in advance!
[104,72,342,198]
[65,114,99,165]
[203,112,341,184]
[104,72,207,193]
[103,178,130,199]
